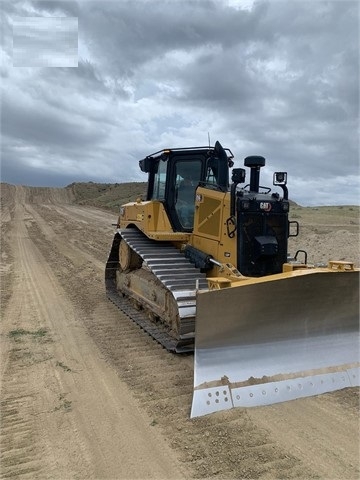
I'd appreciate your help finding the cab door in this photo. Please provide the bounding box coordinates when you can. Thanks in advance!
[172,158,203,230]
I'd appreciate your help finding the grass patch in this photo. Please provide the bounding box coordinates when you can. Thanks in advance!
[8,328,48,339]
[54,393,72,412]
[56,361,72,372]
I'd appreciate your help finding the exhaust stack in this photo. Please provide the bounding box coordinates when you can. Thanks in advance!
[244,156,265,192]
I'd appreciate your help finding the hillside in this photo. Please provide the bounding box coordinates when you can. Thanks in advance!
[65,182,147,211]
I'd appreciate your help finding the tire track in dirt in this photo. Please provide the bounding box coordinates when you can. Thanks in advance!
[26,202,321,479]
[1,194,186,480]
[249,393,359,479]
[1,201,60,479]
[0,184,16,317]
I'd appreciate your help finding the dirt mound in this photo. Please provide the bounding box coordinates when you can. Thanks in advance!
[1,183,75,206]
[1,182,147,212]
[24,186,76,204]
[289,225,360,267]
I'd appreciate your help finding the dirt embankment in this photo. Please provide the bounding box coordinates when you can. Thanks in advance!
[288,205,359,267]
[1,183,76,206]
[1,184,359,479]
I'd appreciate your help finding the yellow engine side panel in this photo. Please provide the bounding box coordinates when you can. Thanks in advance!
[192,187,237,266]
[118,200,190,242]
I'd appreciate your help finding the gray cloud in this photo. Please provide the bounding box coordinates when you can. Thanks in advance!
[31,0,80,17]
[13,16,78,67]
[1,0,359,205]
[1,152,91,187]
[1,90,106,148]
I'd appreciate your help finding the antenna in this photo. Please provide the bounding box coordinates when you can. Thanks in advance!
[207,132,211,147]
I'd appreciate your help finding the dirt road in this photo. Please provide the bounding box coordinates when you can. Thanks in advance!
[1,184,359,479]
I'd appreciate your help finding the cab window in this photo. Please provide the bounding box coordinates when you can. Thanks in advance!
[151,159,167,200]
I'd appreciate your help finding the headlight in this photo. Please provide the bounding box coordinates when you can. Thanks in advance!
[273,172,287,185]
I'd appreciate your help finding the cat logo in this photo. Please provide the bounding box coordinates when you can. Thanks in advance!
[260,202,272,212]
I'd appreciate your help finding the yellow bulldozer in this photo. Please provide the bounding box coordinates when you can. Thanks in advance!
[105,141,359,417]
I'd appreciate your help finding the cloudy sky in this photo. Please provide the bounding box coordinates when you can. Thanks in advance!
[1,0,359,205]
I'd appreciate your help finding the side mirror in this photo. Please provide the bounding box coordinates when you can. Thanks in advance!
[139,156,152,173]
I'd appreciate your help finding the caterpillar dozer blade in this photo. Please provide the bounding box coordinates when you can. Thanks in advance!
[191,268,360,418]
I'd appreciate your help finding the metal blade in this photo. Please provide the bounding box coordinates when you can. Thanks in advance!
[191,270,360,418]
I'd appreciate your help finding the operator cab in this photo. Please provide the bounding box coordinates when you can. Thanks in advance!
[139,142,233,232]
